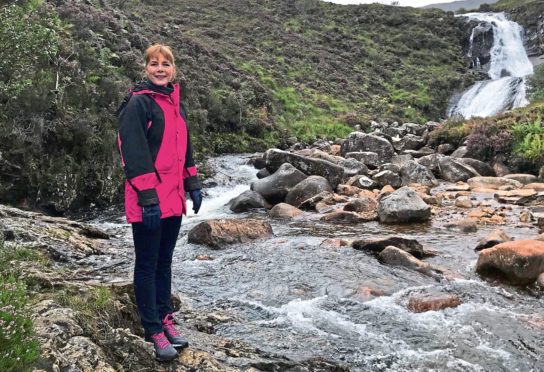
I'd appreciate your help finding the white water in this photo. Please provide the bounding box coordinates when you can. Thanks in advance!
[448,13,534,119]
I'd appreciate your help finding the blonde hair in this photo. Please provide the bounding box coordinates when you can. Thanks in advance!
[144,44,175,67]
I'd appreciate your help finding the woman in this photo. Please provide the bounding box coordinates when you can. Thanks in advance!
[117,44,202,361]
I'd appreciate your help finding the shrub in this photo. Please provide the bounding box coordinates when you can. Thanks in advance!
[527,64,544,103]
[510,117,544,168]
[466,121,512,161]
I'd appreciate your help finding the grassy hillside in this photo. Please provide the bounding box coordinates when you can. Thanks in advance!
[0,0,475,212]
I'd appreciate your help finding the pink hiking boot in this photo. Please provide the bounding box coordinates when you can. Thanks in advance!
[162,314,189,349]
[151,331,178,361]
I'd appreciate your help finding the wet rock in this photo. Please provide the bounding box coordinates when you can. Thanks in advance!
[458,158,495,177]
[377,187,431,223]
[404,147,435,158]
[439,157,480,182]
[467,176,523,190]
[492,156,511,177]
[336,184,361,196]
[250,156,266,170]
[417,153,444,177]
[285,176,333,207]
[344,198,377,213]
[451,146,468,158]
[445,218,478,232]
[269,203,302,219]
[304,148,342,164]
[338,158,369,178]
[504,174,538,185]
[523,183,544,192]
[392,134,425,152]
[188,219,273,249]
[339,132,395,164]
[538,273,544,288]
[494,189,537,204]
[476,240,544,285]
[407,293,461,313]
[399,161,438,187]
[320,210,375,224]
[346,151,380,169]
[373,170,402,188]
[264,149,344,188]
[467,207,504,224]
[352,236,430,258]
[250,162,307,204]
[475,229,512,251]
[320,239,351,248]
[346,175,378,190]
[455,196,472,208]
[378,246,433,276]
[298,191,334,211]
[228,190,268,213]
[391,154,414,168]
[256,168,270,179]
[445,183,470,191]
[520,210,534,222]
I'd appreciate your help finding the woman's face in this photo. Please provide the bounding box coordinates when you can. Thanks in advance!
[145,53,175,87]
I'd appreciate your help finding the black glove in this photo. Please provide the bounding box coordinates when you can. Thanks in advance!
[189,189,202,214]
[142,204,161,231]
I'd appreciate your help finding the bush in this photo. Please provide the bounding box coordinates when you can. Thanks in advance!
[527,64,544,103]
[510,117,544,168]
[466,121,512,161]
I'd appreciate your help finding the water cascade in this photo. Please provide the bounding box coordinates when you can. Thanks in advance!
[447,13,534,119]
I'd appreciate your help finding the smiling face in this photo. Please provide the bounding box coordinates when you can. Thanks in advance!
[145,52,176,87]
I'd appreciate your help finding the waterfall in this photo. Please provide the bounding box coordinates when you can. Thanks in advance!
[447,12,534,119]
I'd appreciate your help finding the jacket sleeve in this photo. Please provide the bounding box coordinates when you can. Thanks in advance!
[118,94,160,206]
[180,102,202,191]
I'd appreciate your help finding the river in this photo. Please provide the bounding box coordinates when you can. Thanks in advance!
[92,154,543,371]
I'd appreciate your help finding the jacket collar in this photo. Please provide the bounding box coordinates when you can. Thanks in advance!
[133,80,175,96]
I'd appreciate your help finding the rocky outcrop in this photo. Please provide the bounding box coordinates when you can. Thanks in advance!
[340,132,395,163]
[439,157,480,182]
[285,176,333,207]
[250,163,307,204]
[458,158,495,177]
[377,187,431,223]
[188,219,273,249]
[476,240,544,285]
[399,161,438,187]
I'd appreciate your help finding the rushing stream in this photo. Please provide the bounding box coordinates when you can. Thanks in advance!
[447,13,534,119]
[93,154,543,371]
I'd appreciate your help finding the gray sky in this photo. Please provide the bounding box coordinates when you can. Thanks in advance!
[323,0,454,7]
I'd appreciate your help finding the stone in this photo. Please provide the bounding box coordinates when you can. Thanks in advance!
[492,157,511,177]
[264,149,344,188]
[445,183,470,191]
[399,161,438,187]
[339,132,395,164]
[338,158,369,178]
[455,196,472,208]
[520,210,534,222]
[437,143,455,154]
[445,219,478,232]
[373,170,402,188]
[377,186,431,223]
[476,240,544,285]
[285,176,333,207]
[352,236,428,258]
[346,151,380,169]
[392,134,425,152]
[417,153,444,177]
[467,176,523,190]
[298,191,334,211]
[256,168,270,179]
[346,175,378,190]
[450,146,469,158]
[407,293,461,313]
[523,183,544,192]
[188,219,273,249]
[250,162,307,204]
[538,273,544,288]
[269,203,302,219]
[335,184,360,197]
[378,246,432,275]
[504,174,538,185]
[390,154,414,168]
[475,229,512,251]
[404,123,427,136]
[344,198,377,213]
[330,144,341,155]
[378,163,400,173]
[320,210,375,224]
[286,136,298,146]
[320,239,351,248]
[458,158,495,177]
[404,147,435,158]
[439,157,480,182]
[228,190,268,213]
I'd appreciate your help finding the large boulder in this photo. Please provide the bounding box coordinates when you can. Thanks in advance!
[372,170,402,188]
[352,236,427,258]
[399,161,438,187]
[269,203,302,219]
[407,293,461,313]
[264,149,344,188]
[228,190,268,213]
[504,174,538,185]
[346,152,380,169]
[438,156,480,182]
[458,158,495,177]
[339,132,395,164]
[391,134,425,152]
[476,240,544,285]
[338,158,369,178]
[188,219,273,249]
[417,153,445,177]
[285,176,333,207]
[467,176,523,190]
[344,198,377,213]
[391,154,414,169]
[378,246,433,276]
[404,123,427,136]
[377,186,431,223]
[474,229,512,251]
[250,163,307,204]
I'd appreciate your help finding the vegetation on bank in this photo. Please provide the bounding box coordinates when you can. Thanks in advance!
[0,244,41,372]
[0,0,476,212]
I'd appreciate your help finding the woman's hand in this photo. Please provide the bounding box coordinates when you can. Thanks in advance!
[142,205,161,231]
[189,190,202,214]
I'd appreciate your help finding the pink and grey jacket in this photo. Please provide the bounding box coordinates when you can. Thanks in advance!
[117,81,201,223]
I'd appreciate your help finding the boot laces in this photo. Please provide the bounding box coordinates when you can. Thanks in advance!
[163,314,181,337]
[152,332,170,350]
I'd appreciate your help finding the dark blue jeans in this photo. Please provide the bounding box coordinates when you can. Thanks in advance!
[132,215,182,339]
